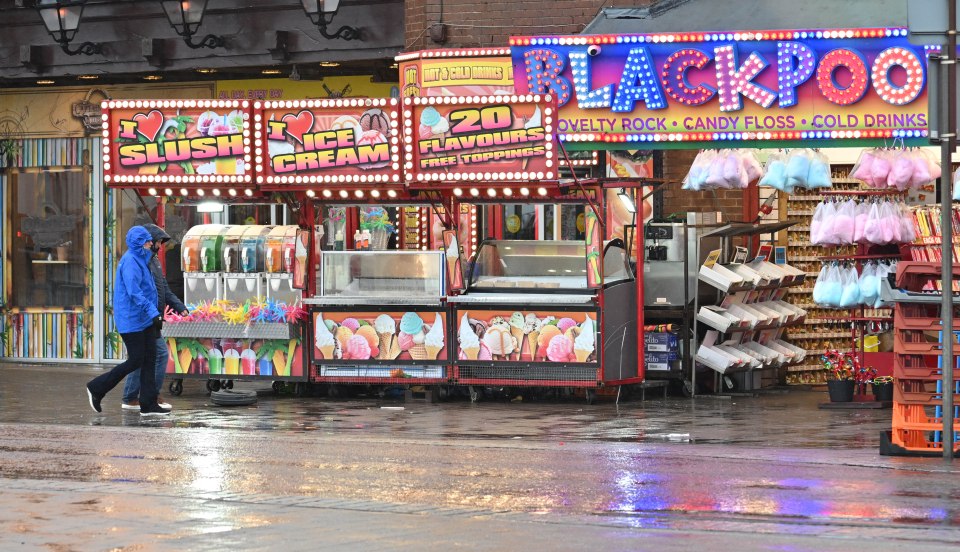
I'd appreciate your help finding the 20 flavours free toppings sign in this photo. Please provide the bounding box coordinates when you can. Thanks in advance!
[314,311,448,363]
[402,96,558,182]
[510,29,928,143]
[256,99,401,186]
[102,100,253,185]
[455,310,598,363]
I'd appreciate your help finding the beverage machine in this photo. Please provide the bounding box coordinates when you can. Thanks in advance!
[264,225,301,305]
[182,224,225,305]
[223,225,270,303]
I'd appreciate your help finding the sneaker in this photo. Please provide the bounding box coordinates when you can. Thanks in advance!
[157,396,173,410]
[121,401,140,410]
[86,385,103,413]
[140,405,172,417]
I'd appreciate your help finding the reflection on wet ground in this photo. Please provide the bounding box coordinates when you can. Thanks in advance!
[0,363,957,549]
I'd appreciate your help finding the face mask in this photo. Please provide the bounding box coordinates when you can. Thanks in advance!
[150,243,161,253]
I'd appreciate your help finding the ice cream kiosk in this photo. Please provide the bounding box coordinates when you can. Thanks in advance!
[100,99,308,394]
[255,98,455,388]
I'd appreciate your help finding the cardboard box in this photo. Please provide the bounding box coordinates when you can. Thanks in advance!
[644,332,678,352]
[644,351,679,372]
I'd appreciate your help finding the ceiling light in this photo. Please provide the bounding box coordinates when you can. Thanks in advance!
[77,74,98,80]
[36,79,55,85]
[261,69,282,75]
[196,200,224,213]
[143,75,163,81]
[617,188,636,214]
[196,68,217,74]
[318,61,340,67]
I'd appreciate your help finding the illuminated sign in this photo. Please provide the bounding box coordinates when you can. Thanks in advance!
[102,100,253,187]
[510,28,930,144]
[397,48,514,97]
[255,99,401,188]
[402,95,558,183]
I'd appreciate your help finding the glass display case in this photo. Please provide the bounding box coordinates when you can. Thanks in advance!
[468,240,589,291]
[317,251,445,301]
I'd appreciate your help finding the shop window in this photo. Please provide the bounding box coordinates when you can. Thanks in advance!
[115,192,199,303]
[502,204,537,240]
[8,168,90,309]
[229,204,280,225]
[559,204,585,241]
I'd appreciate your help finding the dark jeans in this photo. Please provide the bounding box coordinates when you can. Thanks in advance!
[122,337,168,403]
[87,328,159,409]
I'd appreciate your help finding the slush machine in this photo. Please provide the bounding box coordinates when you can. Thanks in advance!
[183,224,225,304]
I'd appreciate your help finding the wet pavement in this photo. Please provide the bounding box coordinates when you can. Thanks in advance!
[0,362,958,551]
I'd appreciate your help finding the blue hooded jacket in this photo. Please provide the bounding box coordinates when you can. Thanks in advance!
[113,226,161,333]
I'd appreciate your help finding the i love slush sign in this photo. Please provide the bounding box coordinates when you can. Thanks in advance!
[102,100,253,186]
[510,28,929,146]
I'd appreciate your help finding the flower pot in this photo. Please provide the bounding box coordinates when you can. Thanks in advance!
[872,382,894,402]
[827,379,855,402]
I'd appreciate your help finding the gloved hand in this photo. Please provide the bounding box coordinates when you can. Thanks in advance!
[152,316,163,332]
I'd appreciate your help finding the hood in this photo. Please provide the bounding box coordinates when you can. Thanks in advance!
[141,223,171,244]
[125,225,153,251]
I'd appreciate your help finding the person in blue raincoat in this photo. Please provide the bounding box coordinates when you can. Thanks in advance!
[85,226,170,416]
[120,223,188,411]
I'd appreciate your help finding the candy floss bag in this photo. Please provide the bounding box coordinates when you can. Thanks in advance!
[853,200,870,243]
[807,150,833,189]
[863,201,884,244]
[850,148,878,186]
[886,147,914,191]
[682,150,713,191]
[813,200,838,245]
[839,265,861,308]
[759,151,788,191]
[741,149,764,184]
[810,201,827,245]
[879,200,902,244]
[704,150,732,189]
[832,199,857,245]
[954,166,960,201]
[898,202,916,243]
[722,150,748,189]
[859,263,879,306]
[869,149,893,189]
[785,149,812,190]
[812,265,830,305]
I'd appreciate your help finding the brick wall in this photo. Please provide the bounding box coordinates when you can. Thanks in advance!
[405,0,654,50]
[661,150,750,223]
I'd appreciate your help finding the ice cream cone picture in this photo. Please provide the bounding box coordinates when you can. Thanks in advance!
[315,314,336,360]
[374,314,398,360]
[334,325,354,352]
[523,313,542,361]
[458,312,480,360]
[424,313,445,360]
[538,325,561,359]
[483,327,515,360]
[508,312,525,361]
[573,317,595,363]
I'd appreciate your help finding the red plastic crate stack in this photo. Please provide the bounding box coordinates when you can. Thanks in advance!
[891,262,960,453]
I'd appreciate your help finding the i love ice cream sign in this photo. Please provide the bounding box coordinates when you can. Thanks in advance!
[255,98,402,188]
[102,100,253,186]
[510,28,930,147]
